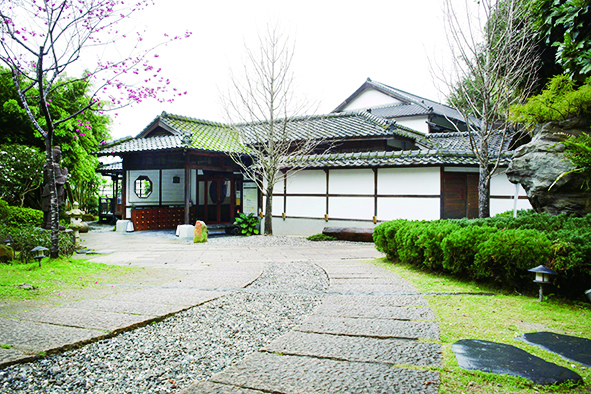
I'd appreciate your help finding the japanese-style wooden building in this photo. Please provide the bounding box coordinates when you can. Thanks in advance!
[98,79,531,234]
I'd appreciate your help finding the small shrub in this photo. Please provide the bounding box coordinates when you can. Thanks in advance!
[307,234,337,241]
[0,224,75,263]
[442,226,498,276]
[373,219,411,259]
[233,213,260,236]
[474,229,553,289]
[3,206,43,227]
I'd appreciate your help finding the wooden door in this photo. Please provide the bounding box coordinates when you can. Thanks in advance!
[442,172,478,219]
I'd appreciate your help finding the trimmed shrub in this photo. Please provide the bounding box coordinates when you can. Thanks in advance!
[474,229,553,289]
[3,206,43,227]
[417,221,461,271]
[373,220,410,259]
[441,225,499,276]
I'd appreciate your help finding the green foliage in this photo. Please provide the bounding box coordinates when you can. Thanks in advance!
[0,144,44,207]
[307,234,337,241]
[473,229,553,287]
[0,67,111,190]
[0,224,75,263]
[377,211,591,299]
[2,206,43,227]
[442,225,499,275]
[549,132,591,190]
[509,75,591,129]
[533,0,591,83]
[233,213,260,236]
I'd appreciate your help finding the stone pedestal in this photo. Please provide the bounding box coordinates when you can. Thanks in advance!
[116,220,134,233]
[176,224,195,240]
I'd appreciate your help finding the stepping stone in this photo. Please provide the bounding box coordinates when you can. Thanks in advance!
[208,352,439,394]
[452,339,582,385]
[519,332,591,367]
[263,331,442,366]
[313,303,435,320]
[296,316,439,340]
[9,307,155,332]
[180,381,267,394]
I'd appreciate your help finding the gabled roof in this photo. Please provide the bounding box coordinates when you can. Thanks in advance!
[280,149,512,169]
[239,111,429,145]
[427,131,513,154]
[99,111,433,156]
[332,78,467,124]
[99,112,247,156]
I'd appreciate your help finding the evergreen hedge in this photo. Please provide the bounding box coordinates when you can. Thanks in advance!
[373,211,591,299]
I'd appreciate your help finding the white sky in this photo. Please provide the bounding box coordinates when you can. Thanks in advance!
[104,0,453,140]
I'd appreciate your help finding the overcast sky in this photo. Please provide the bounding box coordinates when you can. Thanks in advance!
[104,0,453,140]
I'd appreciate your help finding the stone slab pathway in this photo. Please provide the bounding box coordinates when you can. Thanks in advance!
[181,260,441,394]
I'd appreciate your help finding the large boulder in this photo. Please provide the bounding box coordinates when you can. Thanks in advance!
[506,117,591,216]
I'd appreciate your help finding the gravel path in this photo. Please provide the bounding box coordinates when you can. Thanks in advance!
[0,260,329,393]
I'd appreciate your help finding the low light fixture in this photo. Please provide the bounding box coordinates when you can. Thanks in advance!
[528,264,557,302]
[31,246,49,267]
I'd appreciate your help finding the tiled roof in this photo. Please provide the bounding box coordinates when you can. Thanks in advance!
[427,131,512,154]
[238,111,429,145]
[99,111,432,156]
[333,78,476,126]
[280,149,512,169]
[99,113,247,155]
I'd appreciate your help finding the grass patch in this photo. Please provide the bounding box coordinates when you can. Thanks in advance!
[307,234,337,241]
[0,257,137,300]
[373,258,591,393]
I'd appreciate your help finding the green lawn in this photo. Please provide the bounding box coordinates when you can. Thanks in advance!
[0,257,137,299]
[374,258,591,394]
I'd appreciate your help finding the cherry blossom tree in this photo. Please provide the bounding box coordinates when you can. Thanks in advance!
[0,0,190,257]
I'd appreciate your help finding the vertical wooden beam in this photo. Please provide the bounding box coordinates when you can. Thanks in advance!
[325,168,329,221]
[283,172,287,219]
[159,169,163,207]
[373,167,378,221]
[184,154,190,224]
[440,167,444,220]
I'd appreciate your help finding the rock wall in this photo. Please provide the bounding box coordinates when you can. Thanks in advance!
[506,117,591,216]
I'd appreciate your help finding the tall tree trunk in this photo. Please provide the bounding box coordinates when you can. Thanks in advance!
[478,164,491,218]
[45,140,60,258]
[264,187,273,235]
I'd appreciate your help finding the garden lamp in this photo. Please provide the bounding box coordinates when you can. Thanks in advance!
[528,265,557,302]
[31,246,48,267]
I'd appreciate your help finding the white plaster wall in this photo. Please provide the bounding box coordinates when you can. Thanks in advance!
[377,197,440,220]
[329,169,373,195]
[287,170,326,194]
[491,198,532,216]
[490,171,528,197]
[286,196,325,218]
[343,89,402,111]
[378,167,440,195]
[272,195,284,217]
[396,116,429,134]
[161,169,185,204]
[329,197,374,220]
[269,217,379,236]
[127,170,160,205]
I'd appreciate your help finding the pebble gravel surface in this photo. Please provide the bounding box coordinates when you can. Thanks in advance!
[0,254,329,393]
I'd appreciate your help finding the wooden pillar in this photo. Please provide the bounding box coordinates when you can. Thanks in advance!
[184,155,191,224]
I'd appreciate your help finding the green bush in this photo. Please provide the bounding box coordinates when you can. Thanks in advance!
[233,213,260,236]
[441,225,499,276]
[473,229,553,289]
[418,221,460,271]
[373,220,410,259]
[376,211,591,299]
[2,206,43,227]
[0,224,75,263]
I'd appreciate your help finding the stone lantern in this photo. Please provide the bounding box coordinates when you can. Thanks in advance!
[67,201,85,248]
